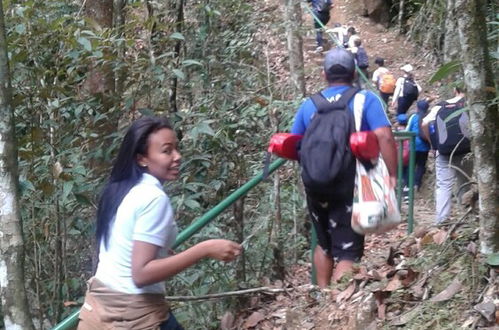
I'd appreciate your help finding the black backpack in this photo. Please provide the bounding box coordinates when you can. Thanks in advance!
[433,98,470,155]
[298,87,359,199]
[355,47,369,69]
[403,78,419,100]
[315,0,332,13]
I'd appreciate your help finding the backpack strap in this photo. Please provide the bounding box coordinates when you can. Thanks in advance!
[310,87,360,114]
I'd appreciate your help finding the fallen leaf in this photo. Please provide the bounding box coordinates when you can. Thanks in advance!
[432,230,447,245]
[244,311,265,329]
[461,316,476,328]
[466,242,477,256]
[368,269,383,281]
[403,245,413,257]
[221,312,235,330]
[63,301,78,307]
[374,291,388,320]
[473,302,496,323]
[390,305,423,326]
[401,268,419,287]
[420,233,434,246]
[430,277,462,302]
[414,226,429,238]
[336,281,356,303]
[385,277,402,292]
[411,273,428,298]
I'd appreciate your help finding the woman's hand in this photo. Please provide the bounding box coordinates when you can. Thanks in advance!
[203,239,243,262]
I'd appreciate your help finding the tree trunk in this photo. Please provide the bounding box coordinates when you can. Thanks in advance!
[0,0,34,328]
[284,0,306,98]
[455,0,499,254]
[233,198,246,282]
[443,0,460,62]
[82,0,115,115]
[397,0,405,33]
[169,0,184,113]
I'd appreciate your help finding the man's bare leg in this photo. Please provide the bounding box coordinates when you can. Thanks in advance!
[332,259,354,282]
[313,245,334,287]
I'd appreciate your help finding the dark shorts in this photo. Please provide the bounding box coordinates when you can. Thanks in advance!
[307,195,364,262]
[160,313,184,330]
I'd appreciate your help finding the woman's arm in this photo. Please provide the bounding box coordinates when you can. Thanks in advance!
[131,239,242,287]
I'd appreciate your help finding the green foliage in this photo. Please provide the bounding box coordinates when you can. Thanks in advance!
[428,61,462,85]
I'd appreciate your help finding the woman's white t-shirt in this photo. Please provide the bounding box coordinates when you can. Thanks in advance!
[95,173,178,294]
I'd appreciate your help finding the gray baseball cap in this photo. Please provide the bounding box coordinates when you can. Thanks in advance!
[324,47,355,75]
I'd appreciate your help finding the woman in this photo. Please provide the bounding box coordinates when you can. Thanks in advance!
[78,116,242,329]
[391,64,422,115]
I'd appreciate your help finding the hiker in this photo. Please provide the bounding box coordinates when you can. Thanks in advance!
[290,48,397,287]
[403,100,431,193]
[328,23,348,47]
[391,64,421,115]
[308,0,333,53]
[350,38,369,87]
[421,87,473,224]
[78,116,242,329]
[344,26,360,49]
[371,57,395,104]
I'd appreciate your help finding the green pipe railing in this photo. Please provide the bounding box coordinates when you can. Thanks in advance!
[52,158,287,330]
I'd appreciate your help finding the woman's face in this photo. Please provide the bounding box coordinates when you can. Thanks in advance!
[137,128,181,182]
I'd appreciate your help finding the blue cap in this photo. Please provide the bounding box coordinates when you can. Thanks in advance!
[324,47,355,75]
[417,100,429,112]
[397,114,408,125]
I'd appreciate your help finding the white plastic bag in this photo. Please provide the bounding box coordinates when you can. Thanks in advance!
[350,92,401,235]
[351,158,401,235]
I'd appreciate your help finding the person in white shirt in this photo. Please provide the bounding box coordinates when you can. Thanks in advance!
[327,23,348,47]
[391,64,422,115]
[421,87,473,224]
[79,116,242,329]
[371,57,391,103]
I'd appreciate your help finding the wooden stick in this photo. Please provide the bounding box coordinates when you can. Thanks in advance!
[165,285,312,301]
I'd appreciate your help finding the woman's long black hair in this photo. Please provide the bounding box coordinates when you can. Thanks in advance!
[95,116,173,248]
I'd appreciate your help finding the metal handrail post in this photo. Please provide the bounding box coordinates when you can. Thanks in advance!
[407,135,416,233]
[396,138,404,209]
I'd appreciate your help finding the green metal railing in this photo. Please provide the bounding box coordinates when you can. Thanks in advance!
[52,158,286,330]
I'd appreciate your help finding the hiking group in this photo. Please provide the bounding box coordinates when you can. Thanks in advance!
[294,1,473,286]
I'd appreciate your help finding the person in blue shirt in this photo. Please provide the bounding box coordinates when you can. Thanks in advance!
[404,100,431,191]
[291,48,398,287]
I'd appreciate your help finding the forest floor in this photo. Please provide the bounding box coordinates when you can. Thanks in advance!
[225,0,498,329]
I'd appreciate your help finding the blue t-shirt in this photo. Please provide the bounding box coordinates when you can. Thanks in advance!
[291,85,390,135]
[407,113,430,152]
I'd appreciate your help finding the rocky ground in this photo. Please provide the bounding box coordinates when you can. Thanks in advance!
[222,0,498,329]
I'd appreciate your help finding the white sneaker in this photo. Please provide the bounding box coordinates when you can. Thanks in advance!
[314,46,324,53]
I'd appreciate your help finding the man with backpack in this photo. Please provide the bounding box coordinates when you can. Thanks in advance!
[350,38,369,87]
[372,57,395,104]
[291,48,398,287]
[421,87,473,224]
[308,0,333,53]
[391,64,421,115]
